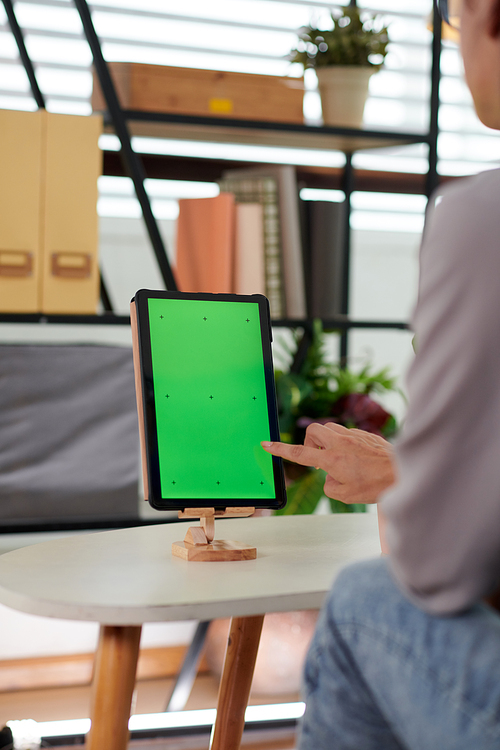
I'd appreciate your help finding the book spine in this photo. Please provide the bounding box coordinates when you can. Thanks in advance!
[275,167,306,318]
[219,178,285,318]
[234,203,266,296]
[307,200,345,318]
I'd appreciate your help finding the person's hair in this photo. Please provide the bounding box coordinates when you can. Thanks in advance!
[464,0,500,36]
[492,0,500,36]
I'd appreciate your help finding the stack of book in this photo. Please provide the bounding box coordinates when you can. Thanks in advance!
[175,166,346,320]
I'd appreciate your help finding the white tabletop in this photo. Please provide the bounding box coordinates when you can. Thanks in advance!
[0,514,380,625]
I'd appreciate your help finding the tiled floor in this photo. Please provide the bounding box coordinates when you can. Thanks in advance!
[51,732,297,750]
[1,675,298,749]
[125,731,297,750]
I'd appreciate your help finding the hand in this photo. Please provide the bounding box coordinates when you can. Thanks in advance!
[262,422,395,505]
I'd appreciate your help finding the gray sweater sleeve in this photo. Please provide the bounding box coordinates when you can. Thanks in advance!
[381,169,500,615]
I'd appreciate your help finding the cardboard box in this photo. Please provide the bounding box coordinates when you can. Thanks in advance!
[0,109,102,315]
[92,64,304,124]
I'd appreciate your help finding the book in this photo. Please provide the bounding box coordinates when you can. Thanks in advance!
[304,200,346,319]
[218,175,285,319]
[222,165,307,319]
[234,203,266,296]
[175,193,235,293]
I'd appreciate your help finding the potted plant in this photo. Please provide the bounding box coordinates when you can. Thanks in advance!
[276,320,398,515]
[290,7,390,127]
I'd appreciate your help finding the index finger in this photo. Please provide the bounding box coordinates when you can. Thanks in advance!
[304,422,345,449]
[261,440,328,469]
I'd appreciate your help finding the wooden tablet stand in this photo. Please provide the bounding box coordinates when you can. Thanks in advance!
[172,507,257,562]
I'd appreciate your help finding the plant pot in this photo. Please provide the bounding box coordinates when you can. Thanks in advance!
[316,65,375,128]
[205,610,319,695]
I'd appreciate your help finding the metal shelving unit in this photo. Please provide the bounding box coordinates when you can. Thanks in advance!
[0,0,440,535]
[1,0,441,354]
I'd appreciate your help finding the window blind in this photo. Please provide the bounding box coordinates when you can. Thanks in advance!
[1,0,498,178]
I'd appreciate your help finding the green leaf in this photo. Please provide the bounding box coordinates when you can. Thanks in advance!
[328,497,367,514]
[381,414,397,438]
[276,469,326,515]
[289,7,390,69]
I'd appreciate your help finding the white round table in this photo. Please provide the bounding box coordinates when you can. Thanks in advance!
[0,514,380,750]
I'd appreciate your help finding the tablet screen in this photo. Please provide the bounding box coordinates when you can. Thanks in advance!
[134,291,285,509]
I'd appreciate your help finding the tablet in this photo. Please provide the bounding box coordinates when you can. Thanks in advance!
[131,289,286,511]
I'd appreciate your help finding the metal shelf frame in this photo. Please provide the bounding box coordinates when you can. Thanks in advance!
[0,312,409,331]
[2,0,441,345]
[114,108,432,146]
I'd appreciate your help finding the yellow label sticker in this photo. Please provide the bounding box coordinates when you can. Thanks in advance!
[208,98,233,114]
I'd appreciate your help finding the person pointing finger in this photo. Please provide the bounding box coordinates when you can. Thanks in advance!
[262,421,395,506]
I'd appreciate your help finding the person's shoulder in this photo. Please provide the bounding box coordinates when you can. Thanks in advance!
[420,168,500,276]
[431,168,500,213]
[425,168,500,245]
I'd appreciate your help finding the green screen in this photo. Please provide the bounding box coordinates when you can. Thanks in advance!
[148,298,274,500]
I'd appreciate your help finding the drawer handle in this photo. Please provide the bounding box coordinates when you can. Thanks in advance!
[51,252,92,279]
[0,250,33,277]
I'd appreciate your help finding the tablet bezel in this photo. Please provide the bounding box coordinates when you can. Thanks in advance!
[132,289,287,511]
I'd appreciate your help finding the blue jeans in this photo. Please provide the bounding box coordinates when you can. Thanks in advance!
[298,558,500,750]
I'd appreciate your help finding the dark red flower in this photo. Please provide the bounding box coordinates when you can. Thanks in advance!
[296,416,333,429]
[332,393,391,436]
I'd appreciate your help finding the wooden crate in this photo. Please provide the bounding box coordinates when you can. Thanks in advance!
[92,63,304,123]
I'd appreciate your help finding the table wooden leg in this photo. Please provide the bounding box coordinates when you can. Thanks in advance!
[210,614,264,750]
[86,624,142,750]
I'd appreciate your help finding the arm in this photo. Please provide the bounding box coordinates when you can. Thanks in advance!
[382,172,500,614]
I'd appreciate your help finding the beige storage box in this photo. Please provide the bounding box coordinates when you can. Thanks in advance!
[92,63,304,124]
[0,109,102,315]
[0,109,43,312]
[41,111,102,314]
